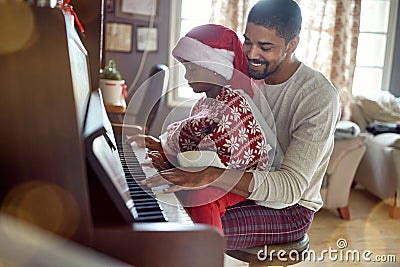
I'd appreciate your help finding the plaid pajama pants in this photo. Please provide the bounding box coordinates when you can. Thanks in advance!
[221,200,314,250]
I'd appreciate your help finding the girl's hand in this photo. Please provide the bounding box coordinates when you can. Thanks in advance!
[126,134,163,152]
[147,151,172,171]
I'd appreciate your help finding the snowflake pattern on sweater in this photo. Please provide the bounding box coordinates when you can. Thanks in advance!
[166,87,270,171]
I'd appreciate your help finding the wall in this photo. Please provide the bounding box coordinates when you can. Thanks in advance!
[104,0,172,101]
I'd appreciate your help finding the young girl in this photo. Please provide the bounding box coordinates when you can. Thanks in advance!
[147,24,272,232]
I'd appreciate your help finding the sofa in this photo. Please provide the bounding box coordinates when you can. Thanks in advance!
[351,96,400,219]
[321,90,400,219]
[320,122,366,219]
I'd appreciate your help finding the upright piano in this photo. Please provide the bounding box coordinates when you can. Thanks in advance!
[0,2,225,266]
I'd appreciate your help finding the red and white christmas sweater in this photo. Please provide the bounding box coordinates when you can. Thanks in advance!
[163,87,270,171]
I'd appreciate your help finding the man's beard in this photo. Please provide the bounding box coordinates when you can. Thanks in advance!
[247,59,283,80]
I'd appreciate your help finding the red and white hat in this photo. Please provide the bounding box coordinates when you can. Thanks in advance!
[172,24,248,82]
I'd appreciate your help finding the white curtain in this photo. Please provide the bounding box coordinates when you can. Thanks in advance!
[297,0,361,92]
[210,0,250,34]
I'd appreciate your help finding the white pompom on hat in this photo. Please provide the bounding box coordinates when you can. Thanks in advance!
[172,24,248,81]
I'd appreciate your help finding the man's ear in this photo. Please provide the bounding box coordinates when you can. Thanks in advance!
[287,36,300,53]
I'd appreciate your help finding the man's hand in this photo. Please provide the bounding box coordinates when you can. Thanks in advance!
[141,167,225,193]
[139,166,250,195]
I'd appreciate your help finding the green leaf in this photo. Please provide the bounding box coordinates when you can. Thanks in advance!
[99,59,122,80]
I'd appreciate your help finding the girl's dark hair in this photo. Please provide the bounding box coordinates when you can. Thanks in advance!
[247,0,302,44]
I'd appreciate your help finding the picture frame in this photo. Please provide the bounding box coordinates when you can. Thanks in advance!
[116,0,158,21]
[105,22,133,53]
[136,27,158,52]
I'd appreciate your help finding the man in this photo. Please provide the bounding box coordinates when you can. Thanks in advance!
[140,0,340,249]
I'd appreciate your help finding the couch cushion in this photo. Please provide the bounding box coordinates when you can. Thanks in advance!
[327,135,366,175]
[357,97,400,124]
[371,133,400,149]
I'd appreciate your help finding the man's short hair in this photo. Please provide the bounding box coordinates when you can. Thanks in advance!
[247,0,302,44]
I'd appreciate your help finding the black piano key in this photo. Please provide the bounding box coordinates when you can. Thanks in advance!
[115,136,167,222]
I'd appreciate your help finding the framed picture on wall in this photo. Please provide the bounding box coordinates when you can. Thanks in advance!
[105,22,133,53]
[136,27,158,52]
[116,0,158,20]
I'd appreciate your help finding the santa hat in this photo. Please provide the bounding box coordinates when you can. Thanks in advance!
[172,24,250,91]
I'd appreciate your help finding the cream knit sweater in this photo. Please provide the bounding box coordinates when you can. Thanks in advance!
[248,63,340,212]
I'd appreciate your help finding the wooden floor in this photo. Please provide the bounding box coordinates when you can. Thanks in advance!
[225,187,400,266]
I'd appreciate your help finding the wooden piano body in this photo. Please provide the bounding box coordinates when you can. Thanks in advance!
[0,2,224,267]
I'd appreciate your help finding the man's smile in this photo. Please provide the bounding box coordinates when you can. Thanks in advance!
[250,62,263,67]
[248,59,267,68]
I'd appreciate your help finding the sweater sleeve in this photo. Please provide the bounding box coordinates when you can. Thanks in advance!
[248,81,340,208]
[160,99,205,155]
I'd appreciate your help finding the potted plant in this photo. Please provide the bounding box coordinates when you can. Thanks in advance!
[99,59,127,104]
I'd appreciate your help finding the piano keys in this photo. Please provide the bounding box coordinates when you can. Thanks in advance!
[85,86,225,267]
[116,135,193,224]
[84,88,192,225]
[116,135,167,222]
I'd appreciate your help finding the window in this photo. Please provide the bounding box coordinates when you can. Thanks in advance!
[168,0,215,107]
[352,0,398,99]
[169,0,398,106]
